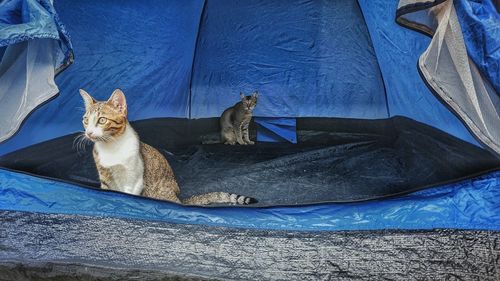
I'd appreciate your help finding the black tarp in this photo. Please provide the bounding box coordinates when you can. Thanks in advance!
[1,117,498,206]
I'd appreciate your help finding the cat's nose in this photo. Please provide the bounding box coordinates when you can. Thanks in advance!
[86,132,95,138]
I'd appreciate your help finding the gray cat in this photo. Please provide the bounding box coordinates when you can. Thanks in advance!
[220,91,258,145]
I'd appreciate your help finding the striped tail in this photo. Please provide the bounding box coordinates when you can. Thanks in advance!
[182,192,257,205]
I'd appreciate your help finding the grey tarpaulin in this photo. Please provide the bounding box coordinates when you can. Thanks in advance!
[0,210,499,281]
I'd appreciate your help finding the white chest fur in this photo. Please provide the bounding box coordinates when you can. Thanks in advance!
[95,126,139,167]
[94,124,144,195]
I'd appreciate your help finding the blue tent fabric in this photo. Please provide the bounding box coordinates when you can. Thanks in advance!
[454,0,500,94]
[394,0,499,156]
[358,0,479,146]
[0,0,486,155]
[0,0,498,236]
[190,0,388,119]
[49,0,204,120]
[255,117,297,143]
[0,168,498,231]
[0,0,204,155]
[2,0,490,156]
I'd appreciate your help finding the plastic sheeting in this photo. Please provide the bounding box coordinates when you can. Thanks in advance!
[190,0,388,119]
[0,0,72,143]
[0,167,498,231]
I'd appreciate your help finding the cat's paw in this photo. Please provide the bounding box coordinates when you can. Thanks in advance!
[246,140,255,145]
[237,140,246,145]
[225,141,236,145]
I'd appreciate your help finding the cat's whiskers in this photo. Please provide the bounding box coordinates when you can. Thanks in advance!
[73,133,90,155]
[73,133,84,149]
[81,137,91,154]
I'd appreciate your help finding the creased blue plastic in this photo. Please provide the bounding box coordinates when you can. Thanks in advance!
[0,0,72,63]
[255,117,297,143]
[190,0,388,119]
[0,168,498,231]
[358,0,479,146]
[0,0,58,46]
[454,0,500,94]
[0,0,204,155]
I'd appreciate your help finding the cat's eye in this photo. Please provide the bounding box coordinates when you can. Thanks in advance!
[83,117,88,125]
[98,117,107,124]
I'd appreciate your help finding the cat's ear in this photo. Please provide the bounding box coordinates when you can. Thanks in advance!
[251,91,259,98]
[107,89,127,115]
[79,89,96,110]
[240,92,245,100]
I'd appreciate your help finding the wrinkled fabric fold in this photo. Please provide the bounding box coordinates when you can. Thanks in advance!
[396,0,499,156]
[0,167,498,231]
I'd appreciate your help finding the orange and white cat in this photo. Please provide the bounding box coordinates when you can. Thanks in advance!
[80,88,256,205]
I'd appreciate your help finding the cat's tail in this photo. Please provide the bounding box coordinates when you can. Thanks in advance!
[182,192,257,205]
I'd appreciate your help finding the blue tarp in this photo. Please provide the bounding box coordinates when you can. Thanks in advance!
[0,0,71,53]
[255,117,297,143]
[0,168,498,231]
